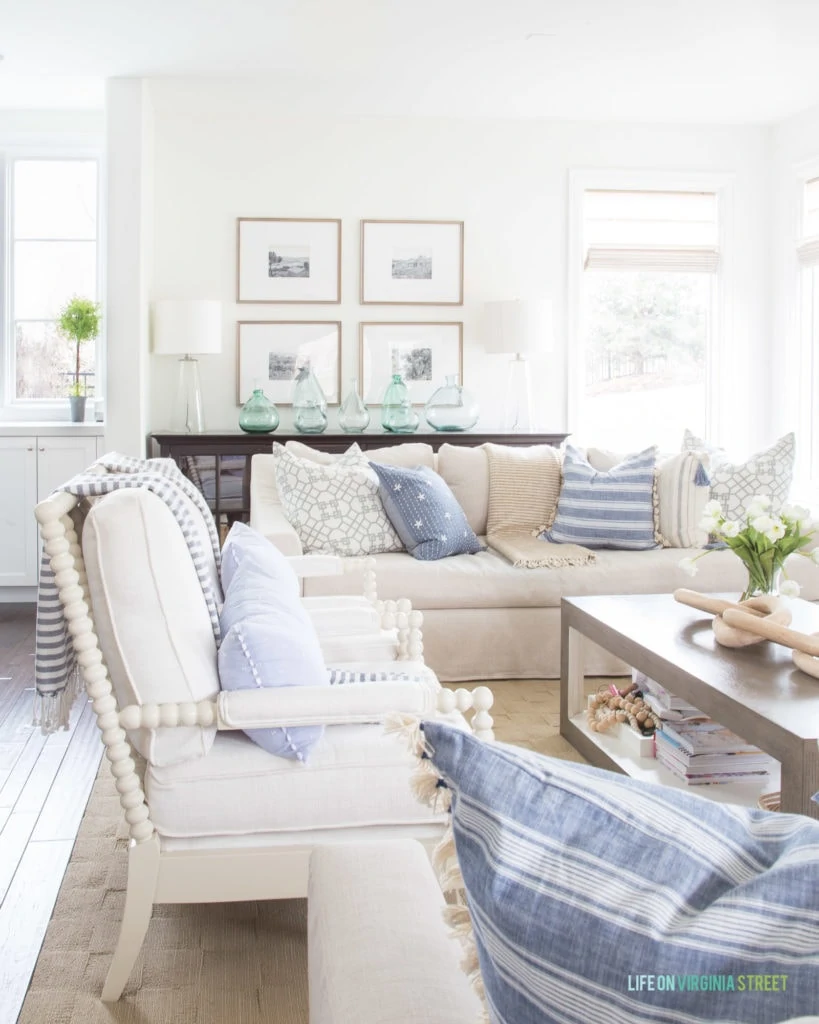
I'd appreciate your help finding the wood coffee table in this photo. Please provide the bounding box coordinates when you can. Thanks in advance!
[560,593,819,819]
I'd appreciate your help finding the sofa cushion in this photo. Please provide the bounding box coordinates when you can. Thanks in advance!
[82,489,220,767]
[587,448,711,548]
[436,444,489,535]
[302,543,819,610]
[145,721,459,838]
[285,439,436,469]
[543,444,660,550]
[308,841,483,1024]
[272,444,403,556]
[421,720,819,1024]
[219,559,328,761]
[682,429,796,519]
[371,462,482,560]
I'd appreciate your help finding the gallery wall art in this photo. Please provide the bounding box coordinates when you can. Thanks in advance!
[359,321,463,405]
[237,218,341,303]
[360,220,464,305]
[236,321,341,405]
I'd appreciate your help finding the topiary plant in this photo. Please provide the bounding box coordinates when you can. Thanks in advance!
[58,296,101,396]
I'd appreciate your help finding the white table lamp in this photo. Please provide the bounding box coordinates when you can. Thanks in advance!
[483,299,553,432]
[152,300,222,433]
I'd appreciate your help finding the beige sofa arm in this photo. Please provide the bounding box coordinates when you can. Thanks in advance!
[250,453,303,556]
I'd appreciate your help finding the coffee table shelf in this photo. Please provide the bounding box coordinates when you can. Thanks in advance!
[568,712,781,809]
[560,593,819,819]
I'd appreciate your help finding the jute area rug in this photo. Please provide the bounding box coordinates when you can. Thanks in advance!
[19,679,588,1024]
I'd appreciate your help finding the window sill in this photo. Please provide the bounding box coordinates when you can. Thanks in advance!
[0,422,105,437]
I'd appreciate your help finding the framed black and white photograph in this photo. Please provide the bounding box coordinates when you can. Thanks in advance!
[359,322,463,404]
[237,218,341,303]
[360,220,464,305]
[237,321,341,405]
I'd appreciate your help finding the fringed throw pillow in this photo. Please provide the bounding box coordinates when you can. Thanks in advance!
[407,720,819,1024]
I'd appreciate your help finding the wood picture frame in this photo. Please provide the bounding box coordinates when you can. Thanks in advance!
[360,220,464,305]
[359,321,463,405]
[237,218,341,303]
[236,321,341,406]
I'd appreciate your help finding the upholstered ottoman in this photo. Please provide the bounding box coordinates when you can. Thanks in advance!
[308,840,480,1024]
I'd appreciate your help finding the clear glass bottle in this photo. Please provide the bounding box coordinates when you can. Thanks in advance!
[238,387,280,434]
[424,374,480,432]
[338,377,370,433]
[381,374,419,433]
[292,362,328,434]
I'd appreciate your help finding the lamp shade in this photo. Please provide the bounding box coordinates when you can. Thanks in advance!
[483,300,553,356]
[152,300,222,356]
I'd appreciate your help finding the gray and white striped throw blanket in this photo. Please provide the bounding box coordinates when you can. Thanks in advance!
[35,453,223,733]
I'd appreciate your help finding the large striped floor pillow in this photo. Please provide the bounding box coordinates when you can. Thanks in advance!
[541,444,660,550]
[419,721,819,1024]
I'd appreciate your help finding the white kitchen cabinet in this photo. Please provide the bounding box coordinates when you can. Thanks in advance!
[0,438,39,586]
[0,432,101,589]
[36,436,98,502]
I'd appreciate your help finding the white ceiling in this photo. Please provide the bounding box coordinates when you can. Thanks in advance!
[2,0,819,122]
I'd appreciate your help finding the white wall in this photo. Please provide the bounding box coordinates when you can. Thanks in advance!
[136,81,772,442]
[104,80,154,456]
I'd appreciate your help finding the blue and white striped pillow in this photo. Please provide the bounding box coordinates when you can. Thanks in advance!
[541,444,659,550]
[421,721,819,1024]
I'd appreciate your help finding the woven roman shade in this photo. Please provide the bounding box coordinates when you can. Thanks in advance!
[583,189,719,273]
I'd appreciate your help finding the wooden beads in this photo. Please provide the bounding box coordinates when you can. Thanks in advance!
[587,683,662,736]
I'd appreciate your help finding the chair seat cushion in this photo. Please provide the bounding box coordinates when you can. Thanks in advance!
[145,717,460,839]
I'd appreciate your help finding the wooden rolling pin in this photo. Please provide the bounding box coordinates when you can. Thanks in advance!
[721,608,819,656]
[673,589,766,618]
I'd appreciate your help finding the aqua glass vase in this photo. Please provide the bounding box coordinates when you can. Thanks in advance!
[293,363,328,434]
[424,374,480,432]
[381,374,419,433]
[338,377,370,433]
[238,388,280,434]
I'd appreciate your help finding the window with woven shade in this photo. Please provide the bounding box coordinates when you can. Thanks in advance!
[577,187,720,452]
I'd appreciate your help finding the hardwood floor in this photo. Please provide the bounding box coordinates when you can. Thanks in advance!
[0,605,103,1024]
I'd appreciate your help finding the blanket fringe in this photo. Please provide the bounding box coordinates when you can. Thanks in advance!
[32,665,81,734]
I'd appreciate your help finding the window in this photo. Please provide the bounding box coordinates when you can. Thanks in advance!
[4,156,100,407]
[573,184,721,452]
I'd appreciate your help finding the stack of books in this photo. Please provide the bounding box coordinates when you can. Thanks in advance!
[654,720,775,786]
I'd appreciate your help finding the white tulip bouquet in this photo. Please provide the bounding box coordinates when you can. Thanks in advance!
[678,496,819,601]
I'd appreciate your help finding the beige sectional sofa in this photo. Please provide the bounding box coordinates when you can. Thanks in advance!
[250,441,819,682]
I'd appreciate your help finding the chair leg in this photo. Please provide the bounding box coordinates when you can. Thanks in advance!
[101,833,161,1002]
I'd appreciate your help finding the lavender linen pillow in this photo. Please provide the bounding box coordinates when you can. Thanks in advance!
[218,558,327,761]
[221,520,301,595]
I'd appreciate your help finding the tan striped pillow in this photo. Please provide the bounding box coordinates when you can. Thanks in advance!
[485,443,562,535]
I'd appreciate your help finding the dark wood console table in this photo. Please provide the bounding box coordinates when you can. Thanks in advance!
[149,429,570,525]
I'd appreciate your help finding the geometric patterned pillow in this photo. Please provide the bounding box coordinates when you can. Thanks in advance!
[271,444,403,556]
[417,720,819,1024]
[682,429,795,520]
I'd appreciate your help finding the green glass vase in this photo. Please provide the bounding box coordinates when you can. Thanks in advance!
[238,388,280,434]
[381,374,419,433]
[293,363,328,434]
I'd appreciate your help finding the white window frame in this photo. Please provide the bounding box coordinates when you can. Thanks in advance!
[567,168,735,445]
[0,140,105,422]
